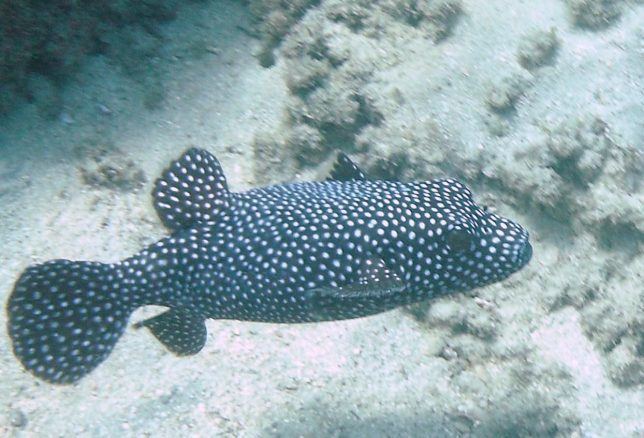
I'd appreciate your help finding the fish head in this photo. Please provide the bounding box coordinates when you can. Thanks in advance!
[415,179,532,293]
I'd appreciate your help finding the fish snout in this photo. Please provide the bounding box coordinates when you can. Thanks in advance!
[517,241,533,267]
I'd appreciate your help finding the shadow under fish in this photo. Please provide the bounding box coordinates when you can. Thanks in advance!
[6,148,532,384]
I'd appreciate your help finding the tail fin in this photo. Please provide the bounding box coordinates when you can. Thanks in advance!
[6,260,134,384]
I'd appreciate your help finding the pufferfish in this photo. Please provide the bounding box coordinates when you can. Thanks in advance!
[7,148,532,384]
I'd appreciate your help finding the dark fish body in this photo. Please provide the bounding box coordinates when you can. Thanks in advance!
[7,149,532,384]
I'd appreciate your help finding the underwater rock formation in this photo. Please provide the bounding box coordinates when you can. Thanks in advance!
[0,0,179,115]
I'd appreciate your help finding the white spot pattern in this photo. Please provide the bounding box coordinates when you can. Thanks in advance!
[7,148,531,385]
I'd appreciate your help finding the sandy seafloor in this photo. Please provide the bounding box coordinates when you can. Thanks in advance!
[0,0,642,436]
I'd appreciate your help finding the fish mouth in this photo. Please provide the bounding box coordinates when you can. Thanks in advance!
[517,241,533,267]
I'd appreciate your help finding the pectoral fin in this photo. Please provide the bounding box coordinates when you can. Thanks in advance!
[305,258,405,320]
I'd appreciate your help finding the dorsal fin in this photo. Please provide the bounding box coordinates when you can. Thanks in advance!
[152,148,229,230]
[327,152,367,181]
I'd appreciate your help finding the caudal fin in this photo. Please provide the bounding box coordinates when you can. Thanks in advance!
[6,260,134,384]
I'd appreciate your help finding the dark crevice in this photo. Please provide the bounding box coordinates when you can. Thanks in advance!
[597,221,643,257]
[318,94,384,152]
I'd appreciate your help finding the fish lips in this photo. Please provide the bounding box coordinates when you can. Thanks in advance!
[516,241,533,268]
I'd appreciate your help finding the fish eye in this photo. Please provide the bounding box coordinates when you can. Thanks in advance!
[445,229,473,252]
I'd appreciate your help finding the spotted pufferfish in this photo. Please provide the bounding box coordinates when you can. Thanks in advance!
[7,148,532,384]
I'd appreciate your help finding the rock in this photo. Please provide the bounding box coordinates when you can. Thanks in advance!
[9,408,27,429]
[565,0,624,30]
[485,72,533,114]
[517,28,560,70]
